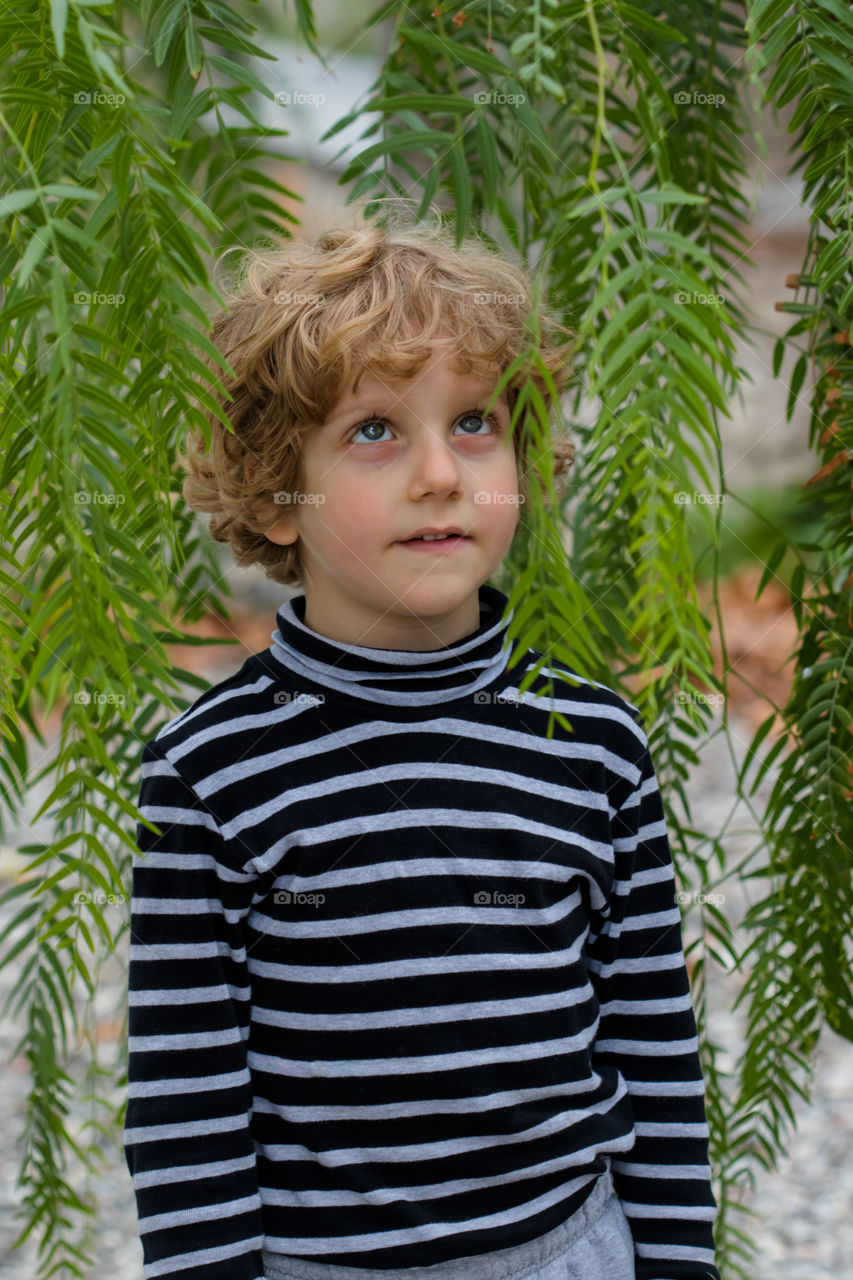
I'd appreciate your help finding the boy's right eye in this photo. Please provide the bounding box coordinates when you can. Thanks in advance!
[350,419,390,444]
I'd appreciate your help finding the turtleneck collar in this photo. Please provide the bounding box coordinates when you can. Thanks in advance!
[266,583,515,708]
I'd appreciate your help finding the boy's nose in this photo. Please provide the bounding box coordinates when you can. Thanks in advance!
[407,430,464,494]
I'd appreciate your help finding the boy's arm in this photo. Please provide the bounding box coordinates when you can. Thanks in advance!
[585,719,720,1280]
[124,740,266,1280]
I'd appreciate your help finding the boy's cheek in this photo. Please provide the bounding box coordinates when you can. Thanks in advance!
[326,491,384,534]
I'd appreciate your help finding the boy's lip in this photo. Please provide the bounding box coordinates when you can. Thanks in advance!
[397,526,469,541]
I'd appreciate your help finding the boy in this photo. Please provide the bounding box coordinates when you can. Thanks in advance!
[124,215,720,1280]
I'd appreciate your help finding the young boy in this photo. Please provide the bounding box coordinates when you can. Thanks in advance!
[124,216,720,1280]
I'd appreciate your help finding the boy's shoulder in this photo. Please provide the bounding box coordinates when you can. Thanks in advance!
[137,637,651,797]
[508,648,648,754]
[139,647,284,776]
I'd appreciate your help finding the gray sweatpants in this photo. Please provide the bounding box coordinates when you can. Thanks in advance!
[262,1169,636,1280]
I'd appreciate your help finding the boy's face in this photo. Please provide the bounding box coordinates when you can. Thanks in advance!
[264,342,523,651]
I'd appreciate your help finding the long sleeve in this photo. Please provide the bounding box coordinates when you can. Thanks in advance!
[585,724,720,1280]
[124,739,266,1280]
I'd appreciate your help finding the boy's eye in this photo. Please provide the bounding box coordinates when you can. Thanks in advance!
[349,410,497,445]
[352,420,391,443]
[457,412,493,435]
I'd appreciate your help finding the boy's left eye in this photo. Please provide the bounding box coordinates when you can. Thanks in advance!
[457,412,493,435]
[350,410,497,444]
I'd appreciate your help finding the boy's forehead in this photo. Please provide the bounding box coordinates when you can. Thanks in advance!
[334,358,507,411]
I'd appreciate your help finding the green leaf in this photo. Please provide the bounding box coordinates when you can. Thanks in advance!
[17,229,51,285]
[537,72,567,100]
[206,54,274,100]
[0,190,41,218]
[342,129,448,177]
[474,112,499,208]
[755,540,788,599]
[369,93,476,116]
[50,0,68,57]
[43,183,99,202]
[617,2,686,41]
[447,136,471,241]
[185,20,203,75]
[510,32,538,57]
[398,24,508,78]
[638,182,710,207]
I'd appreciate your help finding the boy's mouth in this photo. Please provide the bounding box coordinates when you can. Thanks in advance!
[398,528,471,549]
[399,526,469,542]
[401,535,469,548]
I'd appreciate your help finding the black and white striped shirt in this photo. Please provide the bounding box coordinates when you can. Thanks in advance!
[124,583,719,1280]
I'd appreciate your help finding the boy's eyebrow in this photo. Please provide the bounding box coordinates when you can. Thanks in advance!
[327,383,510,424]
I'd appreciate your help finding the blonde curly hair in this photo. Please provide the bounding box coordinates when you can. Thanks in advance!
[179,207,576,587]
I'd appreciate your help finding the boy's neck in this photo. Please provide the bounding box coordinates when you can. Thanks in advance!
[299,591,486,652]
[267,583,512,710]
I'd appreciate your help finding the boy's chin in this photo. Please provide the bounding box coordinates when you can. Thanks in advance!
[388,583,484,616]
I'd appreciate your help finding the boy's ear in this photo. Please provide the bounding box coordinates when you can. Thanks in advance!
[263,509,299,546]
[245,455,300,546]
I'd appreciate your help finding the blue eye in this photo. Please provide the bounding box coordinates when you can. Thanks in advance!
[456,412,490,435]
[349,410,497,444]
[353,420,391,443]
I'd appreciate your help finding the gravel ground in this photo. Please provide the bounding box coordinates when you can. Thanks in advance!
[1,708,851,1280]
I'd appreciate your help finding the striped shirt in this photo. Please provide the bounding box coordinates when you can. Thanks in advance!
[124,582,719,1280]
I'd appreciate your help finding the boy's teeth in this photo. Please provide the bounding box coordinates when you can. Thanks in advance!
[420,533,453,540]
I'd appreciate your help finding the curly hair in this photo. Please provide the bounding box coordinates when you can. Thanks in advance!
[178,206,576,587]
